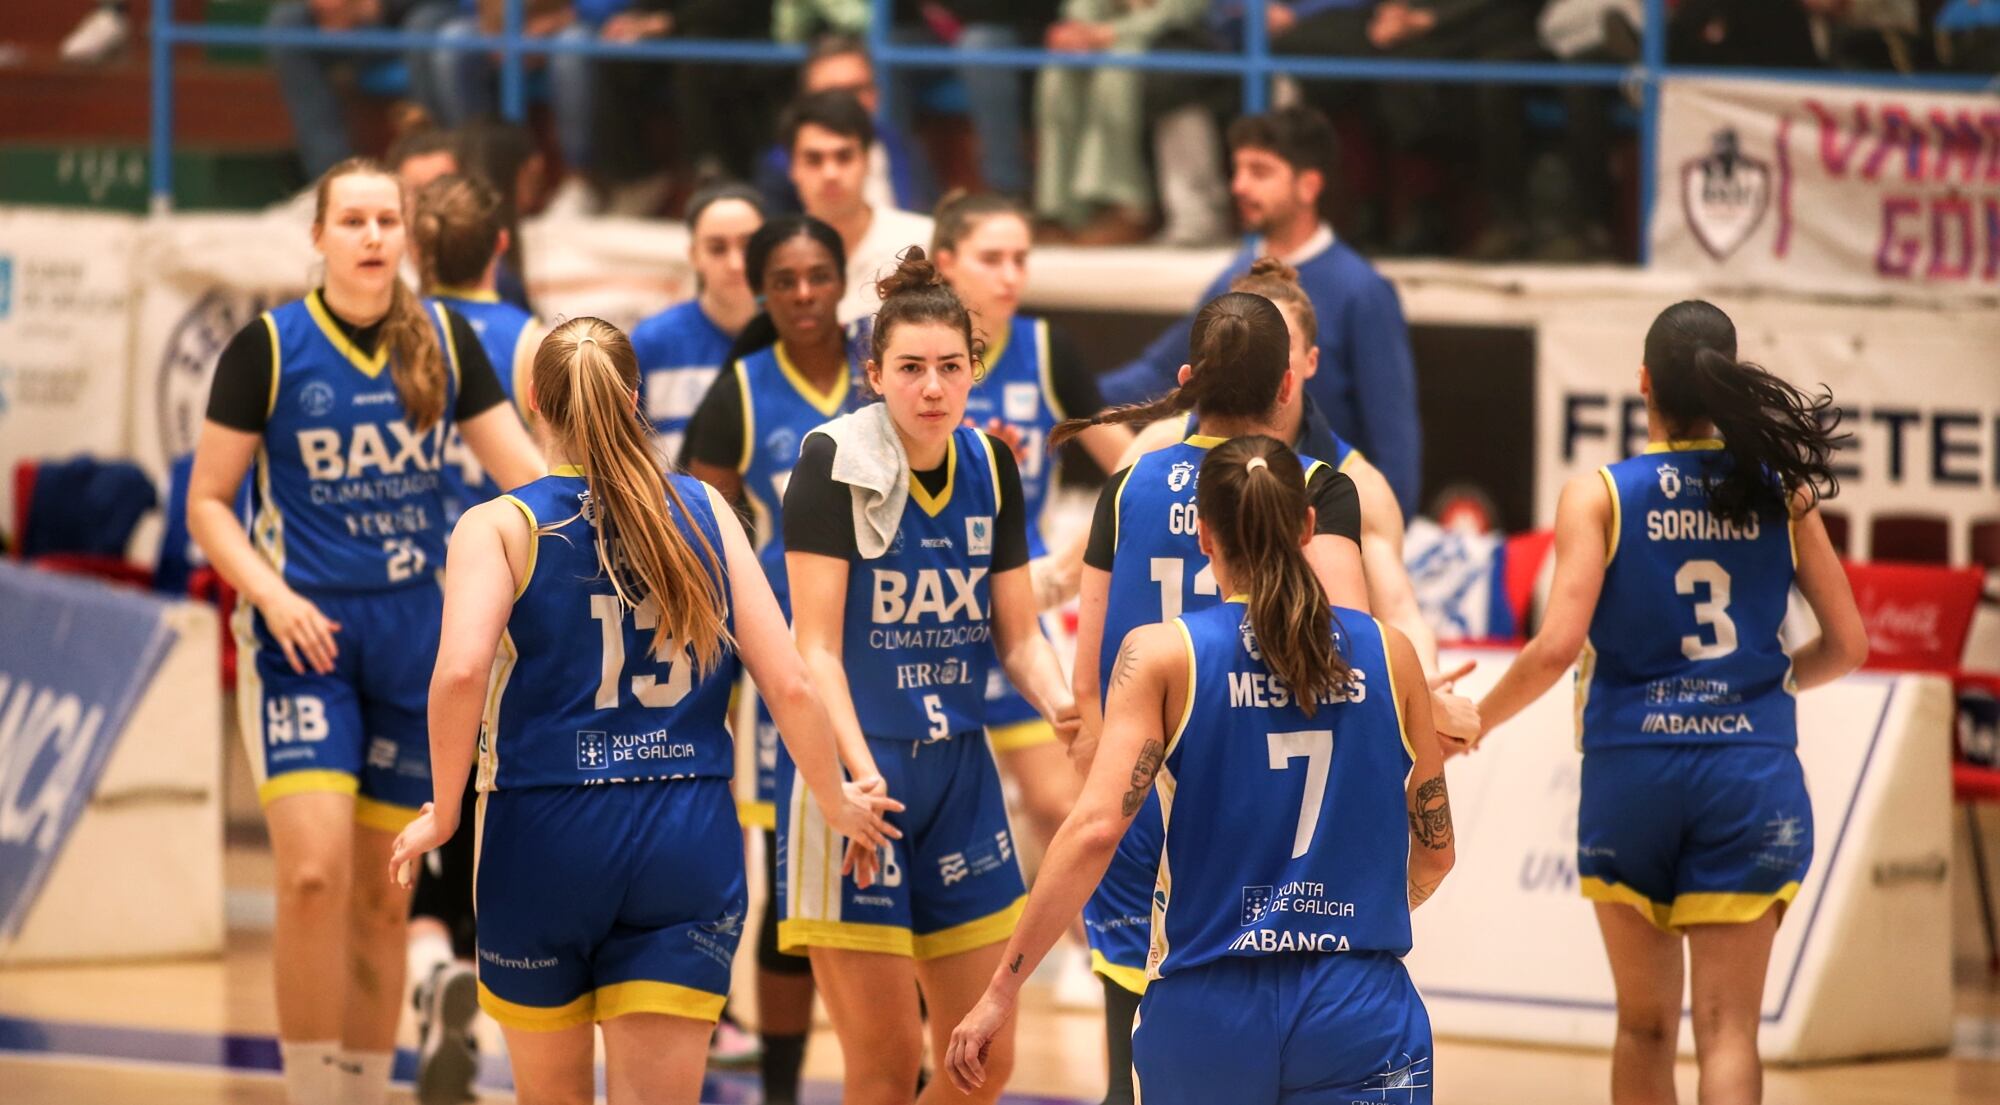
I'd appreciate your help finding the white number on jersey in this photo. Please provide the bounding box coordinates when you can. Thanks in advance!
[1149,557,1218,620]
[384,538,426,583]
[922,693,949,739]
[589,594,694,709]
[1266,729,1334,858]
[1674,559,1739,661]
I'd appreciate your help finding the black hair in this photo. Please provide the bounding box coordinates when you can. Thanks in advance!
[781,90,875,154]
[1052,292,1290,445]
[385,126,457,171]
[1226,106,1337,180]
[1643,300,1844,526]
[686,181,766,231]
[455,119,542,309]
[726,214,848,364]
[869,246,984,380]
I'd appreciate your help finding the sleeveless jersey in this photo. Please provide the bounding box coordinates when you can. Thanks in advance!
[831,424,1003,741]
[478,469,740,790]
[434,289,535,516]
[1177,411,1357,472]
[734,341,865,611]
[249,291,462,592]
[1151,602,1413,979]
[1581,442,1797,751]
[961,315,1061,558]
[633,299,734,463]
[1101,436,1329,687]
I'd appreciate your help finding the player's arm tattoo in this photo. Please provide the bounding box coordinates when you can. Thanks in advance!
[1122,740,1165,817]
[1109,638,1140,691]
[1408,773,1452,851]
[1008,953,1024,975]
[1408,876,1442,910]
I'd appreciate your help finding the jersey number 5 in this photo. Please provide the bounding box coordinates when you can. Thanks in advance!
[1675,560,1738,661]
[1267,730,1334,858]
[589,595,694,709]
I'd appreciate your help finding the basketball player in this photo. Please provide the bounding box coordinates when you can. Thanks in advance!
[678,213,867,1105]
[931,191,1133,874]
[947,434,1453,1105]
[387,317,898,1105]
[185,159,542,1105]
[780,250,1080,1105]
[631,183,766,462]
[1057,291,1368,1104]
[1477,300,1866,1105]
[406,169,544,1103]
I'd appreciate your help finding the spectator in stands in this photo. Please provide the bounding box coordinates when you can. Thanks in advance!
[456,119,547,308]
[1668,0,1820,68]
[881,2,1057,201]
[777,91,934,323]
[59,1,129,64]
[385,124,539,310]
[757,36,933,216]
[267,0,459,179]
[1035,0,1208,245]
[583,2,777,186]
[1096,106,1423,515]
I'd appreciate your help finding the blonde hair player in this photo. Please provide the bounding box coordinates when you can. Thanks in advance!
[388,317,898,1105]
[186,158,542,1105]
[1476,300,1866,1105]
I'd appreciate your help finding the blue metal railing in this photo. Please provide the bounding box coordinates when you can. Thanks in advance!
[149,0,2000,263]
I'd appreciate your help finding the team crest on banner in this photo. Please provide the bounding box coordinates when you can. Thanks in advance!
[1681,128,1771,261]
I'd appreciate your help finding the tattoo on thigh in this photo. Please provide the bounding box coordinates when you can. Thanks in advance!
[1122,740,1165,817]
[1409,773,1452,851]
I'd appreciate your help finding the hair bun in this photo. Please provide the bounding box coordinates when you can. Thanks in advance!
[875,245,942,303]
[1245,256,1299,283]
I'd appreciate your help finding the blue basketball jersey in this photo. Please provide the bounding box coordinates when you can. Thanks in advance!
[1151,602,1413,979]
[962,316,1061,558]
[1581,442,1797,751]
[1101,436,1329,688]
[250,291,461,592]
[633,299,734,463]
[830,424,1003,741]
[735,341,866,610]
[434,289,535,517]
[1177,411,1358,473]
[478,469,740,790]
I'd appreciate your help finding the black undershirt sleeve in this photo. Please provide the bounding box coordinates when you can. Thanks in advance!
[1082,466,1132,572]
[1045,325,1107,420]
[986,433,1029,574]
[782,431,1030,573]
[682,367,747,471]
[206,318,277,433]
[1307,466,1362,543]
[448,310,507,421]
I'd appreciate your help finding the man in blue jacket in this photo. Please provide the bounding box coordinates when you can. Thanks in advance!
[1096,105,1422,514]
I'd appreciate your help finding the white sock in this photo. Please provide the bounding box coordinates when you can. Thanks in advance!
[278,1039,340,1105]
[340,1049,395,1105]
[406,929,455,999]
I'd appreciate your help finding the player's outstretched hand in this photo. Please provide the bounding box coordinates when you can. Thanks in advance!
[946,989,1016,1093]
[832,775,903,889]
[257,586,343,674]
[388,802,456,889]
[1427,661,1480,754]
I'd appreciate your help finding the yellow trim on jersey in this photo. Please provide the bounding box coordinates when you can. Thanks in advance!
[1032,318,1064,420]
[595,980,728,1023]
[1598,467,1621,565]
[252,445,288,573]
[478,630,518,791]
[1337,448,1364,473]
[779,917,915,957]
[912,896,1026,960]
[1147,764,1178,981]
[1163,620,1198,760]
[1090,949,1149,995]
[1184,434,1228,449]
[499,495,540,598]
[1377,617,1414,765]
[987,718,1057,753]
[1671,885,1800,928]
[258,769,359,806]
[259,312,283,417]
[1109,466,1134,554]
[732,360,756,474]
[984,318,1012,373]
[471,789,488,910]
[550,464,586,477]
[231,600,267,791]
[478,982,595,1032]
[1302,458,1328,489]
[354,795,422,833]
[433,301,463,393]
[434,285,500,303]
[978,430,1003,507]
[1642,438,1725,454]
[774,341,849,417]
[908,433,957,517]
[1580,877,1674,932]
[1787,513,1798,570]
[305,290,390,378]
[1572,641,1597,751]
[736,799,778,830]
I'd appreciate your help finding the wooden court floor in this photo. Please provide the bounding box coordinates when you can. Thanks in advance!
[4,845,1999,1104]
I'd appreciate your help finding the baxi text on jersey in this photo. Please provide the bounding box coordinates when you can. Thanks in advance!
[870,567,988,624]
[1229,668,1366,710]
[1645,509,1762,542]
[296,423,445,481]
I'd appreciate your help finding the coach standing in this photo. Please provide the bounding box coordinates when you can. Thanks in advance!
[1096,106,1422,515]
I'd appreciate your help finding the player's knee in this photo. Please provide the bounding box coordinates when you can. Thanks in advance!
[1615,1008,1676,1049]
[276,855,348,911]
[845,1028,925,1097]
[1689,993,1755,1044]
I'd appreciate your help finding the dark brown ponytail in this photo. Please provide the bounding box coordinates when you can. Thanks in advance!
[870,246,985,378]
[1196,435,1351,714]
[1050,291,1289,446]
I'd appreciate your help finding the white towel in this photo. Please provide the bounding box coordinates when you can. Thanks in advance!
[815,402,910,560]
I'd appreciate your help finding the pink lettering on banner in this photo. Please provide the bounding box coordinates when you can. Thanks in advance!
[1808,99,1868,177]
[1928,112,1985,183]
[1987,202,2000,280]
[1985,113,2000,182]
[1928,194,1974,280]
[1862,106,1925,183]
[1876,196,1922,277]
[1775,114,1794,258]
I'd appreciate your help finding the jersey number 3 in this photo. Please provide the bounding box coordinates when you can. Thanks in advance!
[1675,559,1738,661]
[589,595,694,709]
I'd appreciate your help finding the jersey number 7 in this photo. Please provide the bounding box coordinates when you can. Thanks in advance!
[1267,730,1334,858]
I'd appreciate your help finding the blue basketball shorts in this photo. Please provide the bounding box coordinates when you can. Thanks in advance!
[1085,793,1162,994]
[233,582,439,830]
[1578,743,1814,932]
[983,649,1055,753]
[1132,951,1432,1105]
[474,778,746,1031]
[776,730,1025,959]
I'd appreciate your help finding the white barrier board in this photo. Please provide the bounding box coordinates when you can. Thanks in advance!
[1409,648,1954,1062]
